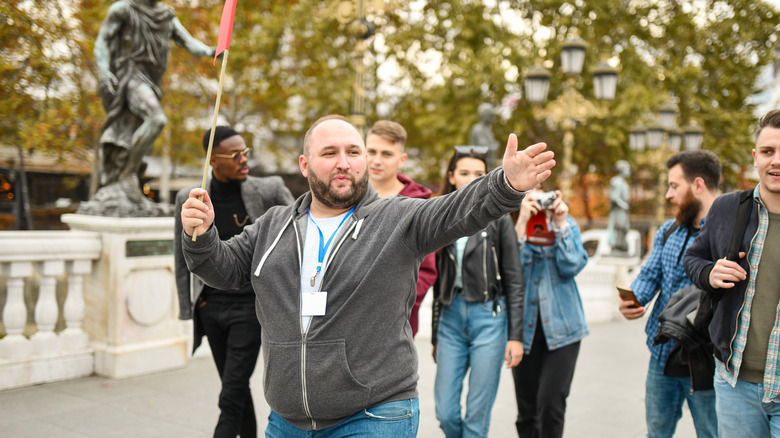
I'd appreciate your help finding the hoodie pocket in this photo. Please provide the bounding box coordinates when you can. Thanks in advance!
[263,341,305,419]
[305,340,372,420]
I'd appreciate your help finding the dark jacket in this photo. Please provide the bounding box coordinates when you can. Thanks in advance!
[684,189,758,367]
[182,168,526,431]
[431,214,524,345]
[654,285,715,390]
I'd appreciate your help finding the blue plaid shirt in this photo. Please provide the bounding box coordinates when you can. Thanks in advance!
[631,219,701,365]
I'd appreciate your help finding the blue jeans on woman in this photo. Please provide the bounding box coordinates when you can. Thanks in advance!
[265,398,419,437]
[645,356,717,438]
[714,370,780,437]
[435,293,507,438]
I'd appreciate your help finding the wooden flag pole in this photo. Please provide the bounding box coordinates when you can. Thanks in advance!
[192,49,229,241]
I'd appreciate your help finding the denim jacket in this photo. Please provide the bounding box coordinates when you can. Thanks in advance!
[519,216,589,352]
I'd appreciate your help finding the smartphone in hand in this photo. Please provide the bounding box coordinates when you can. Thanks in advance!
[617,286,641,308]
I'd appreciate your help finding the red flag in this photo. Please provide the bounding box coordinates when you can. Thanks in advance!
[214,0,237,65]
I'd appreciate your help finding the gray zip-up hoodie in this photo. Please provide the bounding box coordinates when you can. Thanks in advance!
[182,168,525,430]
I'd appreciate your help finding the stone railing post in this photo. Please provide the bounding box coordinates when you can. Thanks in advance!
[61,259,91,351]
[31,260,65,355]
[0,262,33,360]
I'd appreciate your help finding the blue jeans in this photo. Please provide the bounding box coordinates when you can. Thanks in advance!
[434,293,507,438]
[265,398,419,437]
[645,356,717,438]
[715,371,780,437]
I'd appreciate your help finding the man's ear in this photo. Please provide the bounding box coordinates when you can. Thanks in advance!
[693,176,706,194]
[399,152,408,168]
[299,155,308,177]
[208,148,218,167]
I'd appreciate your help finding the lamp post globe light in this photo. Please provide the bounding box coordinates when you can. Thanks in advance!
[668,127,683,153]
[592,61,619,101]
[524,65,552,104]
[523,32,618,199]
[561,36,586,75]
[683,121,704,150]
[629,122,647,152]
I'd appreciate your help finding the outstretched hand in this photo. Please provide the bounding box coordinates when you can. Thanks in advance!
[502,134,555,192]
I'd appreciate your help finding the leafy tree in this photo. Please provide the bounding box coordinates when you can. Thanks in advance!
[158,0,361,174]
[2,0,778,223]
[377,0,778,217]
[0,0,103,159]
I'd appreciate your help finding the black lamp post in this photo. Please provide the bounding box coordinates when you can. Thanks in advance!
[523,32,618,198]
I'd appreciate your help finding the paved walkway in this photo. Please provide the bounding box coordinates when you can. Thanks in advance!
[0,318,696,437]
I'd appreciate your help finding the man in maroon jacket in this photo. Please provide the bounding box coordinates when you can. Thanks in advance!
[367,120,437,336]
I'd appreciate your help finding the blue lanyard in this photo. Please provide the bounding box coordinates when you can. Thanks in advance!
[308,206,356,287]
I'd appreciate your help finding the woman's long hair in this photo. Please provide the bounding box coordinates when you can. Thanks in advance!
[439,147,489,196]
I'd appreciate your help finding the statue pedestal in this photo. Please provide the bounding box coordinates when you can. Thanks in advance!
[61,214,186,379]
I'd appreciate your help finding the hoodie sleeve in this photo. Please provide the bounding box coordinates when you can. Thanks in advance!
[404,168,525,257]
[182,213,264,292]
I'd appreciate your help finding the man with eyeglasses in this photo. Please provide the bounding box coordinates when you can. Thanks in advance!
[179,115,554,436]
[174,126,294,438]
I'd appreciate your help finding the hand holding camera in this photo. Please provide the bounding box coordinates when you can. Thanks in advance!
[532,191,557,210]
[517,190,569,242]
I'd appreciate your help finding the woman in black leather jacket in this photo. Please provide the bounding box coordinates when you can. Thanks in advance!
[432,146,525,438]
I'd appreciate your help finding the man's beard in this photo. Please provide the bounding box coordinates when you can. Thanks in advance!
[675,188,702,229]
[309,169,369,210]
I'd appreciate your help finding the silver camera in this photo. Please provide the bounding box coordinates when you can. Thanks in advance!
[532,191,557,209]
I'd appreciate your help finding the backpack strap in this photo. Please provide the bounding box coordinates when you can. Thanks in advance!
[726,189,754,262]
[663,222,679,245]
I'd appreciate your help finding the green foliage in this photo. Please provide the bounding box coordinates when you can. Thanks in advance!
[379,0,778,193]
[0,0,102,161]
[2,0,778,210]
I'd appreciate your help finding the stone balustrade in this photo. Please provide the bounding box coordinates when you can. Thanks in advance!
[0,219,641,392]
[0,231,101,390]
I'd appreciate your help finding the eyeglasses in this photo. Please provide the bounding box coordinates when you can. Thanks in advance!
[453,145,489,157]
[213,148,252,162]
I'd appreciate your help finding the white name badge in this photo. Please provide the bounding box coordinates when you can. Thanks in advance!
[302,291,328,316]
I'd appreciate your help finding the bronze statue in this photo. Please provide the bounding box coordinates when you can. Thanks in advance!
[79,0,215,217]
[469,103,500,167]
[607,160,631,253]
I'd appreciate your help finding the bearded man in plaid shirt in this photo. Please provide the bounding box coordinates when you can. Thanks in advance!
[619,150,722,438]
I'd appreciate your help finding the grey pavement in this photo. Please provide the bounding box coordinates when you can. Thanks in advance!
[0,319,696,437]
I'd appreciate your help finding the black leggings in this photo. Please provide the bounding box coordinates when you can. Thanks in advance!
[512,320,581,438]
